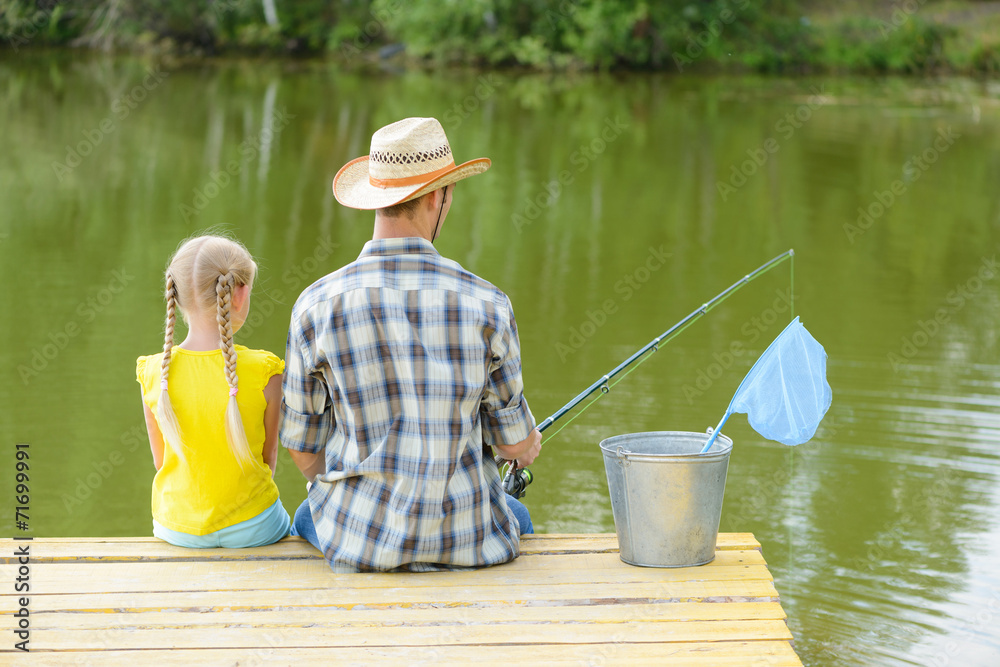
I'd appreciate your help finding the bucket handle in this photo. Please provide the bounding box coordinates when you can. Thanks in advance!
[615,446,631,467]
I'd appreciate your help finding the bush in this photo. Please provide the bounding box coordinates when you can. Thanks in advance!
[816,17,954,74]
[0,0,993,74]
[1,0,76,47]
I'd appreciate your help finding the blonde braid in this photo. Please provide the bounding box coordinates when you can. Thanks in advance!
[156,271,187,462]
[217,273,238,391]
[217,273,256,472]
[161,272,176,380]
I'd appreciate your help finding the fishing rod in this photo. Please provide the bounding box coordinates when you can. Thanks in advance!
[502,249,795,499]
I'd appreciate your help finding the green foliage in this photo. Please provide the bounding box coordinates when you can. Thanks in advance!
[656,3,818,73]
[0,0,996,74]
[1,0,78,46]
[371,0,547,65]
[272,0,344,52]
[814,17,954,74]
[0,0,374,54]
[970,42,1000,73]
[564,1,655,68]
[125,0,216,48]
[370,0,826,71]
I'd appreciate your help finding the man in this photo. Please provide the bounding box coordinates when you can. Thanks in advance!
[280,117,542,572]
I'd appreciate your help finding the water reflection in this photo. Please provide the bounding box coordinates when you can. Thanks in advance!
[2,54,999,665]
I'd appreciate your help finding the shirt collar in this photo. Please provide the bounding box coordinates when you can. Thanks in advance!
[358,237,440,260]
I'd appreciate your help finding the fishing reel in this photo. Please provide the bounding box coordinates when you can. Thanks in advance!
[502,463,534,499]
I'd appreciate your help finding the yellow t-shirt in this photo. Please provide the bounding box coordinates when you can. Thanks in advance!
[136,345,284,535]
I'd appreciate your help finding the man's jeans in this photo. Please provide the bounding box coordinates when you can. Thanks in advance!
[291,495,534,552]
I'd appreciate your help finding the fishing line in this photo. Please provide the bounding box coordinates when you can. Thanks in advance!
[502,249,797,498]
[539,249,796,447]
[787,249,796,561]
[790,249,795,320]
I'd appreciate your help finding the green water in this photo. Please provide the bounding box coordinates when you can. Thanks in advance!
[2,53,1000,665]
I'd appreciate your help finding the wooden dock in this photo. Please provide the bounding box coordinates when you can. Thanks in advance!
[2,533,799,665]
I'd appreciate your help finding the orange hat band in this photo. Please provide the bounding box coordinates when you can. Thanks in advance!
[368,161,456,189]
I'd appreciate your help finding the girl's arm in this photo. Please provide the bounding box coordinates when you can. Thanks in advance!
[142,394,165,470]
[262,373,283,477]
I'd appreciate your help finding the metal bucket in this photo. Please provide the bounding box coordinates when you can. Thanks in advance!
[600,431,732,568]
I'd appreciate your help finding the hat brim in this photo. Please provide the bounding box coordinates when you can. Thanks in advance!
[333,156,491,210]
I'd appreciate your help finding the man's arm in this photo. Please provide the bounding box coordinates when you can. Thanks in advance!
[280,314,335,480]
[481,296,540,466]
[288,449,327,481]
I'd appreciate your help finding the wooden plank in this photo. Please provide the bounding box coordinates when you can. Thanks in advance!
[7,547,765,573]
[0,538,321,563]
[2,641,802,665]
[0,547,765,572]
[7,579,781,613]
[13,619,794,650]
[27,601,788,630]
[0,563,772,600]
[519,533,761,553]
[0,533,796,665]
[0,550,767,591]
[0,533,761,563]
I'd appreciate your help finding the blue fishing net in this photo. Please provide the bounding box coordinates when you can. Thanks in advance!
[728,317,832,446]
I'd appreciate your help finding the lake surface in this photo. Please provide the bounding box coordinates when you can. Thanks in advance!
[2,53,999,665]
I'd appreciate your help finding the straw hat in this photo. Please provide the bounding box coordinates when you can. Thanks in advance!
[333,117,491,210]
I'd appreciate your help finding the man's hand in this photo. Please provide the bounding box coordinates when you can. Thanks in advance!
[495,427,542,467]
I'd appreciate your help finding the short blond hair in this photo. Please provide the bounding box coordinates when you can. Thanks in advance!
[377,192,427,219]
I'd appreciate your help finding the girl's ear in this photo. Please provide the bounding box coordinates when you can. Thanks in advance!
[232,283,251,313]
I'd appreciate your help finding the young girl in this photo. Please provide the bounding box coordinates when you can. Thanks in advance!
[136,235,290,548]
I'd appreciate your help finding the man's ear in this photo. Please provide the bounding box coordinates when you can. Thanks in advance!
[425,189,442,211]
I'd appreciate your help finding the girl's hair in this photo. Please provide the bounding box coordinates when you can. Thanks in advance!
[158,235,259,471]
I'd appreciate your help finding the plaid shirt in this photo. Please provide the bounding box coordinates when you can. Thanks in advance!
[280,237,535,572]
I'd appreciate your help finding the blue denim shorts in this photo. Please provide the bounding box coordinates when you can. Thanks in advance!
[153,498,291,548]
